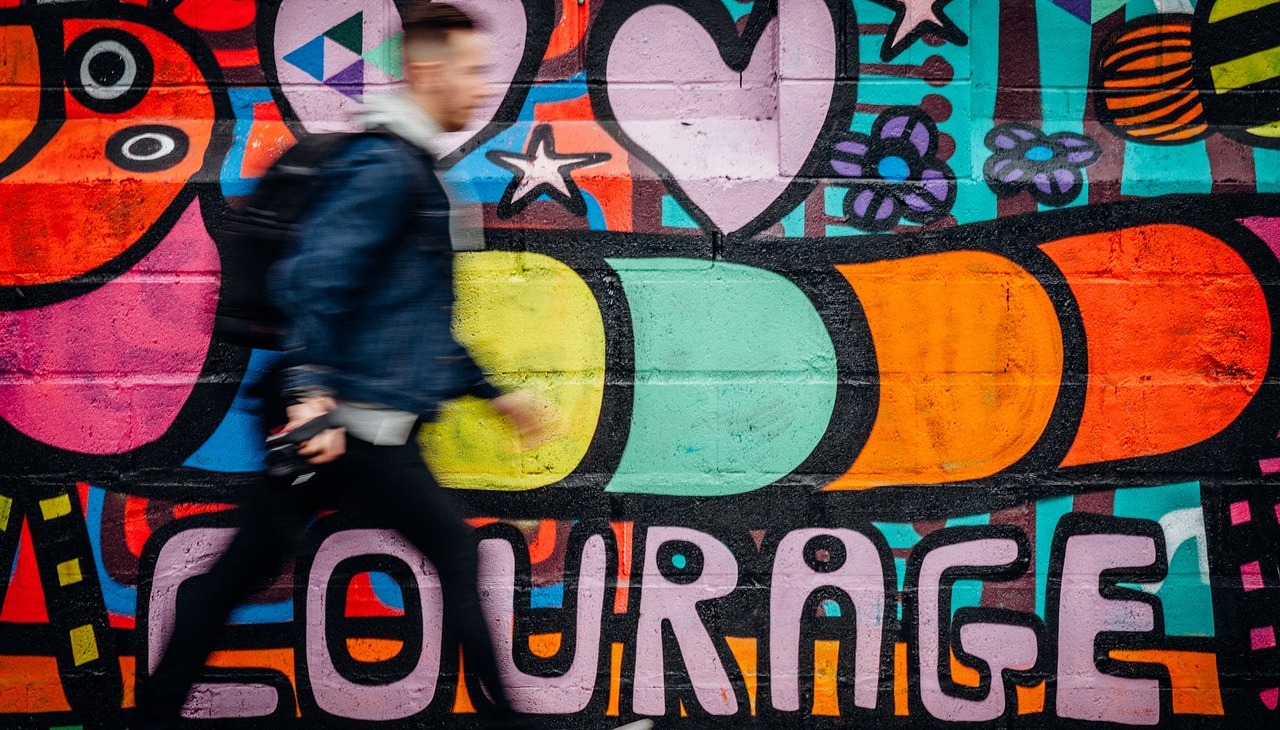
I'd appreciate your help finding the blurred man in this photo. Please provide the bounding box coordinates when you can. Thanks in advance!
[134,4,552,728]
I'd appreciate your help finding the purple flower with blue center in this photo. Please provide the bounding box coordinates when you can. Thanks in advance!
[829,106,955,232]
[983,123,1102,206]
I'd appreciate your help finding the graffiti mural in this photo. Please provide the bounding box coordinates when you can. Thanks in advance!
[1,0,1280,727]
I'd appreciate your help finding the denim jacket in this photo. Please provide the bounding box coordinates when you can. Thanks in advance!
[268,133,500,418]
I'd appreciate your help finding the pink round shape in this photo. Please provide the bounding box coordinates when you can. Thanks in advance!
[0,200,219,454]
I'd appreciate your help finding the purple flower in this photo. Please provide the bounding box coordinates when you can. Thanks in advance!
[983,123,1102,206]
[829,107,955,232]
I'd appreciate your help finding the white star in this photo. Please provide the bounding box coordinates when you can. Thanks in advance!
[486,125,610,217]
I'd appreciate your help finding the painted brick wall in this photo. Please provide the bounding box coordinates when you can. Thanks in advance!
[2,0,1280,726]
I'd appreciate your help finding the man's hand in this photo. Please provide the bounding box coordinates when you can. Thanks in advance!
[285,395,346,464]
[491,390,560,449]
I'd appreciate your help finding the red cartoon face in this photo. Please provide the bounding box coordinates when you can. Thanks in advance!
[0,16,216,286]
[0,8,232,463]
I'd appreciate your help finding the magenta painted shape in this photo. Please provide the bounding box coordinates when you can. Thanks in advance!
[1262,687,1279,710]
[605,0,837,233]
[769,528,885,712]
[0,200,218,454]
[1242,561,1265,592]
[1251,626,1276,650]
[1242,216,1280,260]
[1231,500,1253,526]
[1260,457,1280,475]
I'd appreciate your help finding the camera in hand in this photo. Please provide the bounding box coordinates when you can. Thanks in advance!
[265,412,337,485]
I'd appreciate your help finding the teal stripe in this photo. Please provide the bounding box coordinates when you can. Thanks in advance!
[1035,495,1074,618]
[1036,0,1093,209]
[1122,140,1213,196]
[1256,147,1280,192]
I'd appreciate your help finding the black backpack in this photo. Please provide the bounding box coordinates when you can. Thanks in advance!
[214,130,397,350]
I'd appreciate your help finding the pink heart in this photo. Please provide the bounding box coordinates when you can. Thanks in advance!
[1262,687,1279,710]
[601,0,842,234]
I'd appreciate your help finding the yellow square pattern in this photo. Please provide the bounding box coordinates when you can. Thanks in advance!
[57,559,82,587]
[39,494,72,521]
[70,624,98,666]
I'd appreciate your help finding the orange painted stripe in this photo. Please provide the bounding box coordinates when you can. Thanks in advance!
[453,648,477,714]
[813,640,841,716]
[1043,225,1269,467]
[1104,78,1195,110]
[120,655,136,709]
[529,632,562,659]
[1017,681,1046,714]
[1109,649,1224,715]
[1113,94,1200,126]
[1114,22,1193,45]
[213,47,260,69]
[1125,103,1206,137]
[950,650,980,688]
[206,648,299,716]
[725,637,758,716]
[610,521,633,613]
[0,655,70,713]
[606,642,624,716]
[1117,51,1193,73]
[1103,66,1195,89]
[832,252,1063,489]
[894,643,909,716]
[1103,37,1193,67]
[346,638,404,663]
[1152,122,1210,142]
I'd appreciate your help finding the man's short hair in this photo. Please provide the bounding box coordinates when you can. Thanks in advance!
[400,2,476,52]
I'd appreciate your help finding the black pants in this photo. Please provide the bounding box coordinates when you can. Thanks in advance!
[133,434,517,728]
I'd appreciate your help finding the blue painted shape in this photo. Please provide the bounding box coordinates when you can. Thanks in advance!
[661,195,700,229]
[1052,0,1091,23]
[1113,482,1214,637]
[821,599,842,617]
[85,485,137,618]
[530,583,565,609]
[185,349,284,473]
[721,0,755,21]
[824,186,846,217]
[283,35,326,82]
[221,86,276,199]
[368,571,406,612]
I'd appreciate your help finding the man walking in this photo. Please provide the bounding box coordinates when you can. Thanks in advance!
[134,4,552,728]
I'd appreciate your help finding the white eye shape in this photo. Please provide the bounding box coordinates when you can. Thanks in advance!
[66,29,153,114]
[107,125,190,173]
[120,132,176,162]
[80,39,138,101]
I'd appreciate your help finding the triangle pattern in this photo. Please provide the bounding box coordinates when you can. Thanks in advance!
[363,32,403,78]
[0,519,49,624]
[326,59,366,100]
[1051,0,1091,23]
[282,34,326,82]
[323,37,363,82]
[325,11,364,55]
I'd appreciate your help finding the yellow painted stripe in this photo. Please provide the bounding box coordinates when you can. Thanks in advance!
[0,494,10,531]
[1212,45,1280,93]
[1209,0,1280,22]
[1247,120,1280,139]
[70,624,99,666]
[39,494,72,521]
[57,558,83,586]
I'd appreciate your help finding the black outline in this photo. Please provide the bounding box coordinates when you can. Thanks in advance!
[867,0,969,63]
